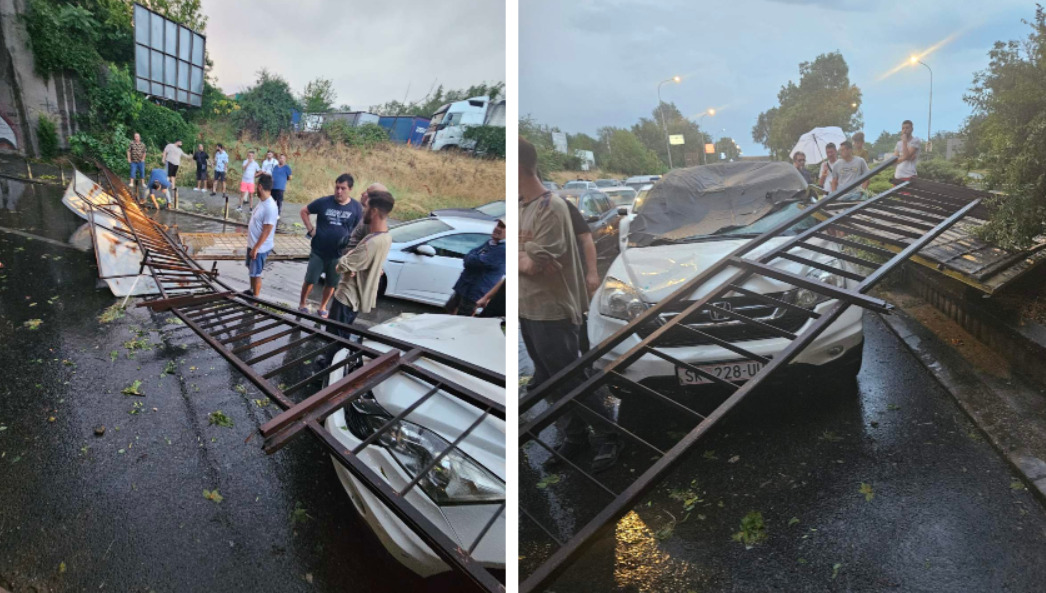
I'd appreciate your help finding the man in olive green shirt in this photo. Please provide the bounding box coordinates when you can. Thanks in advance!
[519,137,620,473]
[328,190,395,338]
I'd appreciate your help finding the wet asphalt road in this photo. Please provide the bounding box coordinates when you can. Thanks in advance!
[0,181,462,592]
[521,307,1046,591]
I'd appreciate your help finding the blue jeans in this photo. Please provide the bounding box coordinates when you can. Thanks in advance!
[245,249,270,278]
[129,162,145,179]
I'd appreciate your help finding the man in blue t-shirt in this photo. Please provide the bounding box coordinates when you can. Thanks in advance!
[211,143,229,197]
[146,167,170,210]
[297,173,363,317]
[270,153,293,213]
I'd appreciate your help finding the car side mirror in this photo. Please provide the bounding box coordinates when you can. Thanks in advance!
[586,215,599,223]
[617,208,628,216]
[414,244,436,257]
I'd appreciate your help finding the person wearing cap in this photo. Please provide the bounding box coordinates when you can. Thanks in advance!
[445,217,506,316]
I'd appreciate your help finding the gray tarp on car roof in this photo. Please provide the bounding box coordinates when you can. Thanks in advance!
[629,161,808,247]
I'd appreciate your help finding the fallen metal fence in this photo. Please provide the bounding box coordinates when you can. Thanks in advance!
[73,165,508,592]
[518,157,984,591]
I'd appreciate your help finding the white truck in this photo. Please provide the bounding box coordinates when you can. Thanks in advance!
[421,96,505,152]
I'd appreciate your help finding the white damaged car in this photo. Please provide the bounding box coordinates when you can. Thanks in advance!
[590,161,865,388]
[323,314,505,578]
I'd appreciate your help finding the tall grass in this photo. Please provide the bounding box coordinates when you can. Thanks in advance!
[179,125,505,220]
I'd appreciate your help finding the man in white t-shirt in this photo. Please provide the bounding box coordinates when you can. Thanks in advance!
[245,173,279,297]
[818,142,838,190]
[161,140,187,189]
[893,119,922,183]
[831,140,871,199]
[239,150,262,211]
[260,150,278,175]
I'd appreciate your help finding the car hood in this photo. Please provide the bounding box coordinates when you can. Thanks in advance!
[608,236,836,302]
[429,208,492,220]
[364,314,506,480]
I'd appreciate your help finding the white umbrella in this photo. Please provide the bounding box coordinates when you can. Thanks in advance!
[790,126,846,165]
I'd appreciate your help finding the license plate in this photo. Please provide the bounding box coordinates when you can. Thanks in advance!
[677,360,764,385]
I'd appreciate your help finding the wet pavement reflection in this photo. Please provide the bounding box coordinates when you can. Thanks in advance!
[522,311,1046,592]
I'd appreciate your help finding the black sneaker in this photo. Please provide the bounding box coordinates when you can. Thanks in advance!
[591,440,623,473]
[543,439,589,469]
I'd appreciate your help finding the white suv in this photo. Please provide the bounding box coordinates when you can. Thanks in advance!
[589,164,865,388]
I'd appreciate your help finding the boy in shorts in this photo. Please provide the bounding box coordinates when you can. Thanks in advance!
[239,150,261,211]
[212,144,228,197]
[245,173,279,297]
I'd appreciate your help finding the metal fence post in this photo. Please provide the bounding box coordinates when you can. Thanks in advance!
[25,160,32,180]
[172,187,178,210]
[223,194,229,219]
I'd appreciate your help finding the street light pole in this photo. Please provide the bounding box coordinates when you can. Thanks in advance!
[914,59,933,152]
[657,76,680,169]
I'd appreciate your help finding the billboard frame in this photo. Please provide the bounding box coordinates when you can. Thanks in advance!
[132,3,207,107]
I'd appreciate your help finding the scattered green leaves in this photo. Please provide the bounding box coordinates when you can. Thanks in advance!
[98,303,125,323]
[1011,479,1028,491]
[161,360,176,376]
[788,517,800,527]
[203,489,223,503]
[669,486,703,513]
[252,397,271,408]
[702,450,718,461]
[165,316,184,325]
[123,337,151,351]
[859,482,875,502]
[536,474,561,489]
[234,384,248,395]
[109,350,119,363]
[121,380,144,396]
[819,430,843,443]
[208,410,233,428]
[831,563,843,580]
[290,501,312,524]
[23,319,43,330]
[731,511,767,549]
[128,401,143,415]
[887,403,901,411]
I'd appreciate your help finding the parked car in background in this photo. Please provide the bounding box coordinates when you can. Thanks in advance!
[542,180,561,191]
[430,200,506,221]
[324,313,505,578]
[564,180,599,190]
[555,188,622,261]
[595,179,622,188]
[618,183,653,251]
[381,216,501,306]
[590,162,864,393]
[624,174,662,191]
[601,186,637,208]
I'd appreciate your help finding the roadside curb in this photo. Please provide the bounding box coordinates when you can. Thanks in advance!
[878,309,1046,505]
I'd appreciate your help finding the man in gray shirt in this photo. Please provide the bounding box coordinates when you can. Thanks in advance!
[831,140,870,199]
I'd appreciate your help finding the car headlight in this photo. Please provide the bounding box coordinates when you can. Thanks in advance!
[599,276,649,321]
[345,398,504,505]
[794,260,846,308]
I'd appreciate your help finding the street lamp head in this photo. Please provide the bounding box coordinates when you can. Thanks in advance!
[672,76,681,83]
[851,102,858,108]
[909,56,918,65]
[708,108,716,116]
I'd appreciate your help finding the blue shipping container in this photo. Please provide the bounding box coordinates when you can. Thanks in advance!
[378,116,430,145]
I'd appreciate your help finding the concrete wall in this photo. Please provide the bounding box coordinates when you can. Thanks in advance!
[0,0,84,156]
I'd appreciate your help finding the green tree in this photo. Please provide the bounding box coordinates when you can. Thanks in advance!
[233,70,300,138]
[870,130,901,159]
[632,102,707,169]
[300,78,337,113]
[962,5,1046,248]
[715,137,741,161]
[606,129,666,176]
[753,52,862,159]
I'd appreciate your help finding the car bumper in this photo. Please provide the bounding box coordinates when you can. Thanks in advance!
[323,410,506,578]
[588,300,864,384]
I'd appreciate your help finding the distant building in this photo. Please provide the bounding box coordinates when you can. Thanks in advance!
[574,149,595,171]
[946,138,965,161]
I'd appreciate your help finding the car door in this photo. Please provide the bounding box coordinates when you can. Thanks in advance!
[395,232,490,305]
[581,192,619,259]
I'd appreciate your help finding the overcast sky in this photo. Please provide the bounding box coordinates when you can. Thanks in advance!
[202,0,505,110]
[521,0,1033,156]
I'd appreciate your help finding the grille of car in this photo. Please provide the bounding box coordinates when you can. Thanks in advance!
[635,291,810,347]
